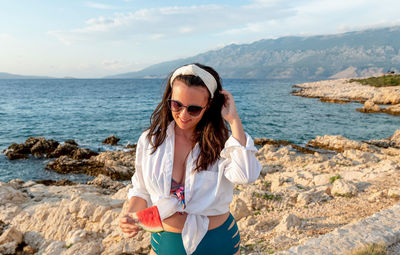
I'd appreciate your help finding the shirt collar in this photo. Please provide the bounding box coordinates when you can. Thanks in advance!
[166,120,176,138]
[166,120,200,151]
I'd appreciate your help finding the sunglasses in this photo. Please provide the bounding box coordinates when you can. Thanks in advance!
[168,99,206,117]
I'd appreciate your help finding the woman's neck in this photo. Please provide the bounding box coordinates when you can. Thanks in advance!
[174,125,195,142]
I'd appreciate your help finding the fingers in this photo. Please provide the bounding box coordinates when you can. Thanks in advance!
[220,89,234,104]
[220,89,230,94]
[119,215,142,237]
[120,214,138,223]
[119,220,141,231]
[125,231,139,238]
[121,225,141,234]
[220,89,232,99]
[120,223,142,238]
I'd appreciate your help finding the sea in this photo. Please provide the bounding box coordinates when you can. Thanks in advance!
[0,78,399,183]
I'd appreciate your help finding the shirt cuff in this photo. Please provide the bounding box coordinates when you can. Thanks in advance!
[127,189,152,207]
[220,132,257,158]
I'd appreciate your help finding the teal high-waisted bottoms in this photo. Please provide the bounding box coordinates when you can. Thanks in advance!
[151,213,240,255]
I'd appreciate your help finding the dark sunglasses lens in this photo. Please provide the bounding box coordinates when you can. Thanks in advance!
[169,100,182,111]
[169,100,204,116]
[187,106,203,116]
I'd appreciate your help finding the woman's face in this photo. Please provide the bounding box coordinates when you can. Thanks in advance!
[170,79,209,132]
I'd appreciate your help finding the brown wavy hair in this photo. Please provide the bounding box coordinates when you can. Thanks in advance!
[146,63,229,172]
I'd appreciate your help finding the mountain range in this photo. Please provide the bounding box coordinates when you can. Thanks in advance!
[106,26,400,80]
[0,72,54,79]
[2,26,400,80]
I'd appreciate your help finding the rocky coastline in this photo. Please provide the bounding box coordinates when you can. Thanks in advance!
[1,130,400,254]
[2,136,135,181]
[292,78,400,116]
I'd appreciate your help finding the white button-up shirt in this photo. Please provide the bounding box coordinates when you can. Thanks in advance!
[128,121,261,254]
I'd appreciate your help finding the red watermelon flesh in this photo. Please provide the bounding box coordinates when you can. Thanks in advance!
[129,206,164,233]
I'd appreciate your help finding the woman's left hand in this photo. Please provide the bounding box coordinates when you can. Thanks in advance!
[220,89,240,124]
[220,89,246,146]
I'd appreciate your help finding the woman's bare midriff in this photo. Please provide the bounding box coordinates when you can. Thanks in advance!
[162,211,230,233]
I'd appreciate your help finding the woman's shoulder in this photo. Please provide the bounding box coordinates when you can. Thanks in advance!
[137,129,151,147]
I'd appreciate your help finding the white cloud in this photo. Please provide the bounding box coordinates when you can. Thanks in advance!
[0,33,20,51]
[220,20,277,36]
[85,1,116,10]
[48,2,295,45]
[102,59,128,70]
[179,26,193,34]
[101,59,148,74]
[41,0,400,77]
[0,33,16,42]
[337,21,400,34]
[151,33,166,40]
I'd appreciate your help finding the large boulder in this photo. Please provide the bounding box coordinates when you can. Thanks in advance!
[0,226,23,255]
[45,156,106,177]
[87,174,125,191]
[4,137,98,160]
[296,187,331,206]
[389,129,400,147]
[4,137,60,158]
[48,143,78,158]
[3,143,30,159]
[359,100,381,112]
[274,214,302,232]
[102,136,120,146]
[0,226,23,245]
[71,148,99,160]
[30,138,59,157]
[45,153,134,180]
[230,196,251,221]
[307,135,366,152]
[365,129,400,149]
[0,183,28,204]
[331,179,358,197]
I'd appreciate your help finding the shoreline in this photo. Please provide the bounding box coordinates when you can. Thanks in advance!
[1,130,400,254]
[292,78,400,116]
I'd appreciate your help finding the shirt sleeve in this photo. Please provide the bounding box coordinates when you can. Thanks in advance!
[220,132,261,184]
[127,132,152,206]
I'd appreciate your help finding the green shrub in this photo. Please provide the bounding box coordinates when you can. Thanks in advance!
[346,243,387,255]
[349,74,400,87]
[330,174,341,183]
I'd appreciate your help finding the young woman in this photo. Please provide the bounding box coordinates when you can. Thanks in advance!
[119,63,261,255]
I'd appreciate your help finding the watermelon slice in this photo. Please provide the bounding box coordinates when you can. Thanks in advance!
[128,206,164,233]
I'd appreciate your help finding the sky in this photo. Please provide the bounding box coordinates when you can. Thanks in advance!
[1,0,400,78]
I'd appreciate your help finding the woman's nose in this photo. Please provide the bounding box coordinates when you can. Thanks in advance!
[179,107,191,118]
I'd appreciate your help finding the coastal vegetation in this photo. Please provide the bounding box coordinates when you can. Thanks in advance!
[349,74,400,87]
[293,77,400,116]
[346,243,387,255]
[329,174,341,183]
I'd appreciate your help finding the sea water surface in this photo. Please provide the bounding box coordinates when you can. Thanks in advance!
[0,78,399,182]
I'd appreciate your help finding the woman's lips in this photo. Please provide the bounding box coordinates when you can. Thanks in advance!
[180,118,191,124]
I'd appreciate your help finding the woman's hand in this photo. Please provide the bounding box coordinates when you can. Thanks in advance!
[120,196,147,238]
[119,214,142,238]
[220,89,240,125]
[220,89,246,146]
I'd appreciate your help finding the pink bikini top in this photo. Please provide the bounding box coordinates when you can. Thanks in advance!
[171,178,186,210]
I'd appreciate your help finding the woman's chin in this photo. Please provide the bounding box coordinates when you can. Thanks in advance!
[176,119,195,130]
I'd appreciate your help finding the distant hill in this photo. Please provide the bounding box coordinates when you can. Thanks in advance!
[105,26,400,80]
[0,72,54,79]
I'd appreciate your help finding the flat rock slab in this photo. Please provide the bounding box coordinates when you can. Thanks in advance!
[280,202,400,255]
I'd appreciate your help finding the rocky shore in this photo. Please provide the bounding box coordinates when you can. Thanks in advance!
[1,130,400,254]
[2,136,135,180]
[292,78,400,115]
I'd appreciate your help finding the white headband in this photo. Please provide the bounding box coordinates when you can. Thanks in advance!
[170,64,217,98]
